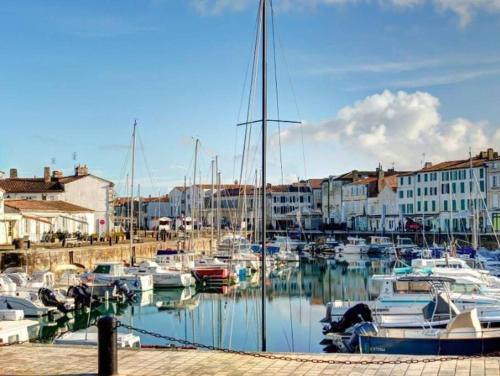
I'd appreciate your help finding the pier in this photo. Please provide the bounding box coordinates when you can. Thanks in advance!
[1,344,499,376]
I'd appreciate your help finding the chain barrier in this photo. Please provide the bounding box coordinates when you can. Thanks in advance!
[116,321,500,365]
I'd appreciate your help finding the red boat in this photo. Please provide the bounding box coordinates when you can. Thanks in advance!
[192,267,232,285]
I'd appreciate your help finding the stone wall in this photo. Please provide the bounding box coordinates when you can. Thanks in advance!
[0,238,213,273]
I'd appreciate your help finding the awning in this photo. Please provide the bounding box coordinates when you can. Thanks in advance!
[22,215,51,225]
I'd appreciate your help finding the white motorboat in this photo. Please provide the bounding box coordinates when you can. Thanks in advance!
[54,325,140,347]
[268,236,304,252]
[126,260,194,288]
[324,275,500,325]
[0,274,73,316]
[155,249,195,271]
[411,257,500,288]
[335,237,369,254]
[367,236,394,254]
[0,309,39,344]
[83,262,153,292]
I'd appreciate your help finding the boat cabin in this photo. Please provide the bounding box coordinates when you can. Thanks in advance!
[411,257,469,270]
[155,249,195,270]
[369,236,394,246]
[347,237,367,246]
[92,262,126,276]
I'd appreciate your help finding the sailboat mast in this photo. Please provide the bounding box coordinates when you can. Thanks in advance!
[260,0,267,352]
[211,159,215,254]
[192,138,199,246]
[129,120,137,264]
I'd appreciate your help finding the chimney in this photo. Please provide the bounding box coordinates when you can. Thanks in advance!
[377,165,384,180]
[352,170,359,182]
[44,167,51,183]
[487,148,495,160]
[74,164,89,176]
[424,162,433,169]
[52,170,63,178]
[9,168,18,179]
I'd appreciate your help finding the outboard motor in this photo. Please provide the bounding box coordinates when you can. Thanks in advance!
[323,303,373,334]
[67,283,94,308]
[112,280,136,301]
[345,322,378,352]
[38,287,69,314]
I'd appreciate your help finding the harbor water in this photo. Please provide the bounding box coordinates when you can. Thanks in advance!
[36,255,394,353]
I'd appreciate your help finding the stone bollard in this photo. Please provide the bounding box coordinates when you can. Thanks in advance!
[98,316,118,376]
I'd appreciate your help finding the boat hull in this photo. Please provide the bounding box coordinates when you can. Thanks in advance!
[359,335,500,355]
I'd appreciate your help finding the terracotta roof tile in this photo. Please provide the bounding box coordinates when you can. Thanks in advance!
[4,200,93,212]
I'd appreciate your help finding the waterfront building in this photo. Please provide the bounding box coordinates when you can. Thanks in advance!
[321,171,378,227]
[0,165,114,233]
[342,167,402,232]
[486,152,500,232]
[397,149,498,234]
[0,188,22,245]
[143,195,170,230]
[3,199,94,242]
[269,182,321,230]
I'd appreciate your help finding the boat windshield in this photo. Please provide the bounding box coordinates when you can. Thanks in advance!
[394,280,432,294]
[93,264,111,274]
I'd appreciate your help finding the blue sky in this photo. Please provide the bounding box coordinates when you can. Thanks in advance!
[1,0,500,195]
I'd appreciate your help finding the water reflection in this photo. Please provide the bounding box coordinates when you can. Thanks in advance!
[37,255,394,353]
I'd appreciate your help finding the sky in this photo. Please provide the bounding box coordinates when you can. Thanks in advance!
[1,0,500,195]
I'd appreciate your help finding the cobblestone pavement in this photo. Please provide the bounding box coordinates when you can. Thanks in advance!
[0,344,499,376]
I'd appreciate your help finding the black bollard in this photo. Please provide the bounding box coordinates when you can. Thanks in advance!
[98,316,118,376]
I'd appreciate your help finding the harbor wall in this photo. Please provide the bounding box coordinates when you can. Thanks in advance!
[0,238,213,273]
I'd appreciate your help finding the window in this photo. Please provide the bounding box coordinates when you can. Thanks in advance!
[452,200,457,211]
[424,201,428,212]
[444,200,448,211]
[417,175,421,182]
[400,204,406,214]
[408,176,412,185]
[417,188,421,196]
[407,190,413,198]
[480,168,484,179]
[460,182,465,193]
[424,174,428,182]
[400,177,404,185]
[408,204,414,214]
[452,183,456,194]
[399,191,404,199]
[93,264,111,274]
[493,175,498,188]
[431,201,436,211]
[417,202,421,212]
[461,199,466,211]
[424,187,428,196]
[480,181,485,192]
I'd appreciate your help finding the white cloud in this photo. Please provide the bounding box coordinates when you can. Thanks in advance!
[279,90,500,169]
[190,0,500,26]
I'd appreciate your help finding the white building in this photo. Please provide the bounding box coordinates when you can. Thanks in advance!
[270,183,317,230]
[397,150,496,233]
[322,171,378,226]
[0,165,114,233]
[4,200,94,242]
[0,188,22,245]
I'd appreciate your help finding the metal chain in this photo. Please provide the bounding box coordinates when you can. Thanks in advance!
[116,321,500,365]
